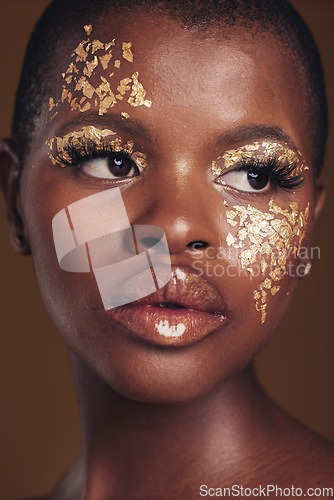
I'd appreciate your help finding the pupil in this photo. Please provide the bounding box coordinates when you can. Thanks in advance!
[108,155,132,177]
[247,170,269,190]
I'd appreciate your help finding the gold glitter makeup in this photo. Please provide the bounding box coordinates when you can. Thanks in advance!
[100,53,113,70]
[212,140,309,180]
[225,199,309,323]
[127,72,152,108]
[122,42,134,63]
[49,26,152,118]
[84,25,92,36]
[47,125,147,171]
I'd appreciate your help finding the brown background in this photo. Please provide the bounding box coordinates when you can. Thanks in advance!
[0,1,333,499]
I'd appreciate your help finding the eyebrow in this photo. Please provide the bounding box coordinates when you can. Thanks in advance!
[54,112,152,140]
[55,117,297,154]
[215,125,298,151]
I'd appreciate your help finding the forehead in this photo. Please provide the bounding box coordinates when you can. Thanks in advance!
[47,10,309,157]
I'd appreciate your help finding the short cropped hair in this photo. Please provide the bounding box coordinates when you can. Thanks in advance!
[12,0,327,177]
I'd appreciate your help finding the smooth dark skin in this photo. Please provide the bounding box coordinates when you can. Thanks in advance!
[1,11,333,500]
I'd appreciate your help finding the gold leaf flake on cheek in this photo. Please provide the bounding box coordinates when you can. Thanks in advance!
[225,199,310,324]
[122,42,134,63]
[117,77,132,98]
[48,25,152,119]
[49,97,55,111]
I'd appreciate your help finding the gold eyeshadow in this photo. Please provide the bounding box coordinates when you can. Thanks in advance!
[49,25,152,120]
[46,125,147,170]
[212,140,309,180]
[224,198,309,324]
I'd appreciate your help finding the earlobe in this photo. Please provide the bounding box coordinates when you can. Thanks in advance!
[0,139,31,255]
[314,173,327,221]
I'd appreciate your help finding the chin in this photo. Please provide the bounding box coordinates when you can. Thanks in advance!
[70,328,237,406]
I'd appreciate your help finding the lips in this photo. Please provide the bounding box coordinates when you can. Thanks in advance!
[105,266,228,346]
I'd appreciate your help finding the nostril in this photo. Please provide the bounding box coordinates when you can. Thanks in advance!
[187,240,208,250]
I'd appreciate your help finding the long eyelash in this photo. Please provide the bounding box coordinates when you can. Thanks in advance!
[237,156,304,191]
[54,139,133,167]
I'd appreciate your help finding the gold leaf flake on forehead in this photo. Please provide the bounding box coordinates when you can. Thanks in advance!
[128,72,152,108]
[105,41,116,51]
[226,199,309,324]
[83,56,99,78]
[81,102,91,112]
[122,42,134,63]
[99,95,117,116]
[74,40,89,62]
[91,40,105,54]
[49,25,153,119]
[82,80,95,100]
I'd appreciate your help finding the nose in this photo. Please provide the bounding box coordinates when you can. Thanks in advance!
[130,168,221,256]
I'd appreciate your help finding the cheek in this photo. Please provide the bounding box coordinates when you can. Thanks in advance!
[224,198,311,324]
[20,170,98,350]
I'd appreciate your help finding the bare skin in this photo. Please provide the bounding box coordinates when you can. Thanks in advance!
[0,11,333,500]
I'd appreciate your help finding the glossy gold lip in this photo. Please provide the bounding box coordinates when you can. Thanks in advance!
[105,266,228,347]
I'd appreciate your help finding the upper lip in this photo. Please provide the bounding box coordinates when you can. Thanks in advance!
[121,265,226,316]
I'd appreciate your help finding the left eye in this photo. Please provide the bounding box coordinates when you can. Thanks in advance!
[80,153,139,179]
[217,169,270,193]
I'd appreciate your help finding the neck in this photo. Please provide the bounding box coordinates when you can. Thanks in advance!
[67,356,273,499]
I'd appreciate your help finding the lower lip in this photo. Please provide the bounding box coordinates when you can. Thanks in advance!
[106,305,227,347]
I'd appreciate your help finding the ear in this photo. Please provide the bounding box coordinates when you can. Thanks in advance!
[0,139,31,255]
[314,173,327,221]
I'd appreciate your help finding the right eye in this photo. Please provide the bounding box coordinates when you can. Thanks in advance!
[216,168,271,193]
[80,153,139,179]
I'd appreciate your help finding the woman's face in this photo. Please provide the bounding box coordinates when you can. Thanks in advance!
[18,12,318,403]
